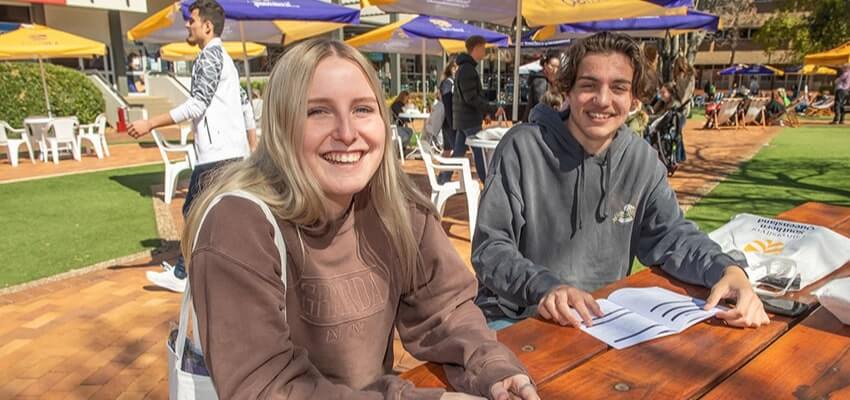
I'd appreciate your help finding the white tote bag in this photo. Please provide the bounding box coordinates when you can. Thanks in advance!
[168,190,288,400]
[708,213,850,295]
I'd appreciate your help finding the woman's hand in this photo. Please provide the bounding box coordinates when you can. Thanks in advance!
[490,374,540,400]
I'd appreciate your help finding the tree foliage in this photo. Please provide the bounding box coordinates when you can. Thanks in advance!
[756,0,850,62]
[0,62,104,128]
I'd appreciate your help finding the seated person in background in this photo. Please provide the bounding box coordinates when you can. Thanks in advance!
[625,99,649,137]
[390,90,413,146]
[472,32,769,330]
[187,38,539,400]
[390,90,412,126]
[812,90,831,107]
[764,89,786,125]
[649,83,676,116]
[539,89,565,111]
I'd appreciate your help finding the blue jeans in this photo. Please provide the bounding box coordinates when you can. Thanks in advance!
[437,126,486,184]
[487,318,520,331]
[173,158,238,279]
[676,112,687,163]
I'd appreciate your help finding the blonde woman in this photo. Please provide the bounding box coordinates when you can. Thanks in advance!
[183,38,538,400]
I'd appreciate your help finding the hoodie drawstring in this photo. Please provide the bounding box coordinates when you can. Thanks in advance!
[572,149,586,238]
[597,151,611,221]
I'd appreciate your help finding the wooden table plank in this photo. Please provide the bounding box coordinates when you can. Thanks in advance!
[777,201,850,228]
[701,307,850,399]
[535,271,793,399]
[401,311,608,388]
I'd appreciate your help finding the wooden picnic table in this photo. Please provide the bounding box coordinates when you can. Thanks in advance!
[401,201,850,398]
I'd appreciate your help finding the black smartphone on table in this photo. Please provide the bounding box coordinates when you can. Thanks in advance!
[759,296,812,318]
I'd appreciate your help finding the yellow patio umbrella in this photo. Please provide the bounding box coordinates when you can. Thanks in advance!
[804,41,850,68]
[160,41,266,61]
[800,65,838,75]
[0,23,106,117]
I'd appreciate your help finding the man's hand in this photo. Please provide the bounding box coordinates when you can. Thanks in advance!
[490,374,540,400]
[538,284,603,327]
[704,266,770,328]
[127,120,152,139]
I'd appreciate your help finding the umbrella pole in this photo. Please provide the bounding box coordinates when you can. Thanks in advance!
[38,57,53,118]
[512,0,522,121]
[422,40,427,110]
[497,49,501,105]
[239,21,253,100]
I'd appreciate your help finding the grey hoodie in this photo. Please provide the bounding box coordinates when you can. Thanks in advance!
[472,104,744,319]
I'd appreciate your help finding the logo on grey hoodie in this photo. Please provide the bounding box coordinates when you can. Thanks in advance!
[613,204,636,224]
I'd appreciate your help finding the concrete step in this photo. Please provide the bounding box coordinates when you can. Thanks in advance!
[126,95,173,118]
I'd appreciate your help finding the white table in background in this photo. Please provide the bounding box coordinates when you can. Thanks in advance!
[23,116,53,162]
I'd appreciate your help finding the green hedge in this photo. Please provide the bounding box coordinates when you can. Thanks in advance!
[0,62,104,128]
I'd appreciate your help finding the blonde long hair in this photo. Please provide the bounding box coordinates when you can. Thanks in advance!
[181,39,435,285]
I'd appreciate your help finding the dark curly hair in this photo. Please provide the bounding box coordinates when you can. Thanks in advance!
[557,32,651,101]
[189,0,225,37]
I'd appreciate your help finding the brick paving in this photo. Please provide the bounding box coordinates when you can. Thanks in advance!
[0,120,782,398]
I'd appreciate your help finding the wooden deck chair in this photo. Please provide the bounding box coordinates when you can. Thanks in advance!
[807,97,835,117]
[783,98,802,128]
[713,98,742,128]
[741,98,769,127]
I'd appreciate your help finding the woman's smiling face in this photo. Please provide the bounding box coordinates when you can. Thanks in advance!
[300,56,386,213]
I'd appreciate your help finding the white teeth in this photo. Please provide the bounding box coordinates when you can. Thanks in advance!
[322,152,362,164]
[589,112,611,119]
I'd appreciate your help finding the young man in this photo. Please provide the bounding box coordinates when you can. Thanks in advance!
[127,0,257,292]
[473,32,769,330]
[438,35,504,184]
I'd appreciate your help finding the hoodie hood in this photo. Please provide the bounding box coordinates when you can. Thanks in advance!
[456,53,477,68]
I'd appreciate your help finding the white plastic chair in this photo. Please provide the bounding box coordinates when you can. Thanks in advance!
[77,114,109,158]
[418,139,480,238]
[151,128,197,204]
[390,125,405,164]
[45,117,81,164]
[0,121,35,167]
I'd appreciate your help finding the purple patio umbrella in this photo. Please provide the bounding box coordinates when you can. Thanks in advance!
[535,9,720,40]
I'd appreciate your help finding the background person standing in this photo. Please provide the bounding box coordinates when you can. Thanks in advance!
[127,0,256,292]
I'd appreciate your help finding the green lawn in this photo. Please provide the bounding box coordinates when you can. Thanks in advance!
[0,164,172,288]
[686,125,850,232]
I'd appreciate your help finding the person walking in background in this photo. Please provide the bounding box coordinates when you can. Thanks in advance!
[832,64,850,125]
[127,0,256,293]
[671,56,694,163]
[749,77,760,98]
[438,61,457,157]
[439,35,505,184]
[524,49,562,121]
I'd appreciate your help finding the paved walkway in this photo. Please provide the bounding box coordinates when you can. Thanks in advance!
[0,121,781,399]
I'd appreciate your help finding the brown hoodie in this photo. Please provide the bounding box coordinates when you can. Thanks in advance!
[189,195,528,399]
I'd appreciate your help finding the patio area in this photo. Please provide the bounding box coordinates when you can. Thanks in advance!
[0,120,792,399]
